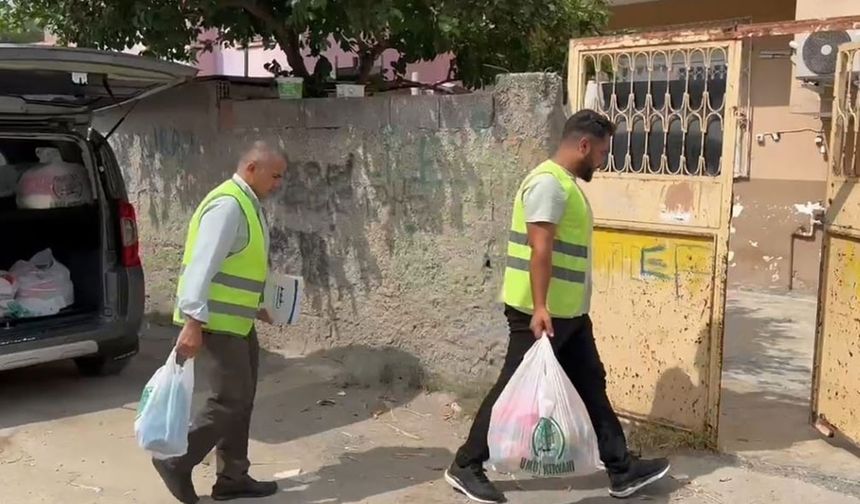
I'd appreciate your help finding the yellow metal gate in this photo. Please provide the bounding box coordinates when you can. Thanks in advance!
[813,41,860,445]
[568,38,742,440]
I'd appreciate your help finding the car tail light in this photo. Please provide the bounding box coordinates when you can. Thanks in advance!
[118,200,141,267]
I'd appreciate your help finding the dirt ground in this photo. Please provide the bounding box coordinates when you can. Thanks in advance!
[2,300,860,504]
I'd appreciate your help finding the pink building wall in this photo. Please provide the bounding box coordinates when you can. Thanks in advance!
[42,29,451,83]
[195,33,453,83]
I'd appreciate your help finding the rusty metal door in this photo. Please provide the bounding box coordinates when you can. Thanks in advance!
[812,42,860,444]
[568,37,743,441]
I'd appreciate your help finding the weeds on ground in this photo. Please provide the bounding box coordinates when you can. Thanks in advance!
[626,421,713,453]
[421,372,495,416]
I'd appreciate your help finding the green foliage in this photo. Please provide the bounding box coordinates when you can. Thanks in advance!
[0,4,44,43]
[0,25,43,43]
[440,0,609,87]
[0,0,609,90]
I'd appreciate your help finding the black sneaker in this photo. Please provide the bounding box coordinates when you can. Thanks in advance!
[444,462,506,503]
[151,458,199,504]
[211,475,278,501]
[609,456,671,498]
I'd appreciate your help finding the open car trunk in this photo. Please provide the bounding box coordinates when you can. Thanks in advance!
[0,137,103,328]
[0,46,194,371]
[0,47,194,333]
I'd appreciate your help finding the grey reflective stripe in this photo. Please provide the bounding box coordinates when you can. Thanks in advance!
[505,256,586,283]
[179,265,264,293]
[208,300,258,319]
[172,306,253,336]
[508,231,588,258]
[211,272,265,293]
[551,266,586,283]
[509,231,529,245]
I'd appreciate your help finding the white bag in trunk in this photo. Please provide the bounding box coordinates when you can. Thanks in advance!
[0,271,16,317]
[10,248,74,317]
[0,271,15,299]
[16,147,93,209]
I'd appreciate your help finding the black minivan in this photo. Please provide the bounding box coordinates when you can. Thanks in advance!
[0,45,195,375]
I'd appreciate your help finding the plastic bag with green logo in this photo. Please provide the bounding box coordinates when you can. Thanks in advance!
[488,336,602,478]
[134,349,195,459]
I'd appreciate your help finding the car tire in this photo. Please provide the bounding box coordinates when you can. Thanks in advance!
[74,355,131,376]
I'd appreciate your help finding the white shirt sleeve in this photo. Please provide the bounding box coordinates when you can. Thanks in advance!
[177,196,242,323]
[522,174,568,225]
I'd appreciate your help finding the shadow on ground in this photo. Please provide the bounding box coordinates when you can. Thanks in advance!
[0,321,175,430]
[722,293,813,396]
[494,471,684,503]
[0,321,425,448]
[719,292,820,452]
[257,446,452,504]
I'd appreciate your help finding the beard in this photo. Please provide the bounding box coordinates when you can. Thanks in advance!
[580,167,594,182]
[576,160,597,182]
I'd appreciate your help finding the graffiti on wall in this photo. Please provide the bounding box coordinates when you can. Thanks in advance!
[280,154,357,216]
[150,126,199,159]
[593,229,713,298]
[279,136,447,219]
[369,135,445,207]
[277,133,477,237]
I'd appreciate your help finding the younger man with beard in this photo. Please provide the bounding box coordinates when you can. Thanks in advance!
[444,110,671,503]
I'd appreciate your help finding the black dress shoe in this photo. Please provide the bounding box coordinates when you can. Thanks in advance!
[211,475,278,501]
[151,458,199,504]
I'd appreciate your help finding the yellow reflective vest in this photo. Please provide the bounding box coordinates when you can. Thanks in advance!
[502,160,591,318]
[173,180,268,337]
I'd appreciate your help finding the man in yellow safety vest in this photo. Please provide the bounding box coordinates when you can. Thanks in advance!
[444,110,671,503]
[152,141,286,504]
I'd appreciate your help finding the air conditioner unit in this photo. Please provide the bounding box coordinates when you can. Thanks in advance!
[790,30,860,83]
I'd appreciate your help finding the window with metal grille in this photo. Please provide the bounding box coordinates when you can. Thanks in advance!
[580,47,730,177]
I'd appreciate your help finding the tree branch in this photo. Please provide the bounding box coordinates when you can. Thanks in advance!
[216,0,309,78]
[356,39,389,84]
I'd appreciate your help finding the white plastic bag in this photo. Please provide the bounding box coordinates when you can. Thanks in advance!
[0,271,16,300]
[488,336,602,478]
[134,349,195,459]
[0,271,16,318]
[10,249,74,317]
[16,147,93,209]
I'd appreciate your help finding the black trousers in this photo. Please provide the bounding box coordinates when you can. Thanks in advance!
[171,329,260,481]
[454,307,631,474]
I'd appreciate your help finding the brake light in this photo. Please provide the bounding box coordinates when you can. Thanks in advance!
[118,201,141,267]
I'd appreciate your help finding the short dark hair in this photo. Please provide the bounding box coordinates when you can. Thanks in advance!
[562,109,616,141]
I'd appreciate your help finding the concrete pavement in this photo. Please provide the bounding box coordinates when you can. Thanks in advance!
[721,289,860,488]
[1,298,859,503]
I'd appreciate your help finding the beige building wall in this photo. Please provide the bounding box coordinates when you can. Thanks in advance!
[739,2,860,290]
[609,0,796,29]
[795,0,859,19]
[731,34,828,291]
[748,36,828,182]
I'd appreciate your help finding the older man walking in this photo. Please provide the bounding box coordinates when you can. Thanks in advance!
[152,142,287,503]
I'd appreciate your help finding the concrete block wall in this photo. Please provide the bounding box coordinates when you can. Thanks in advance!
[95,74,564,383]
[228,91,497,131]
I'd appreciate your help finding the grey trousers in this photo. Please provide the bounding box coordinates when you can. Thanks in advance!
[171,328,259,481]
